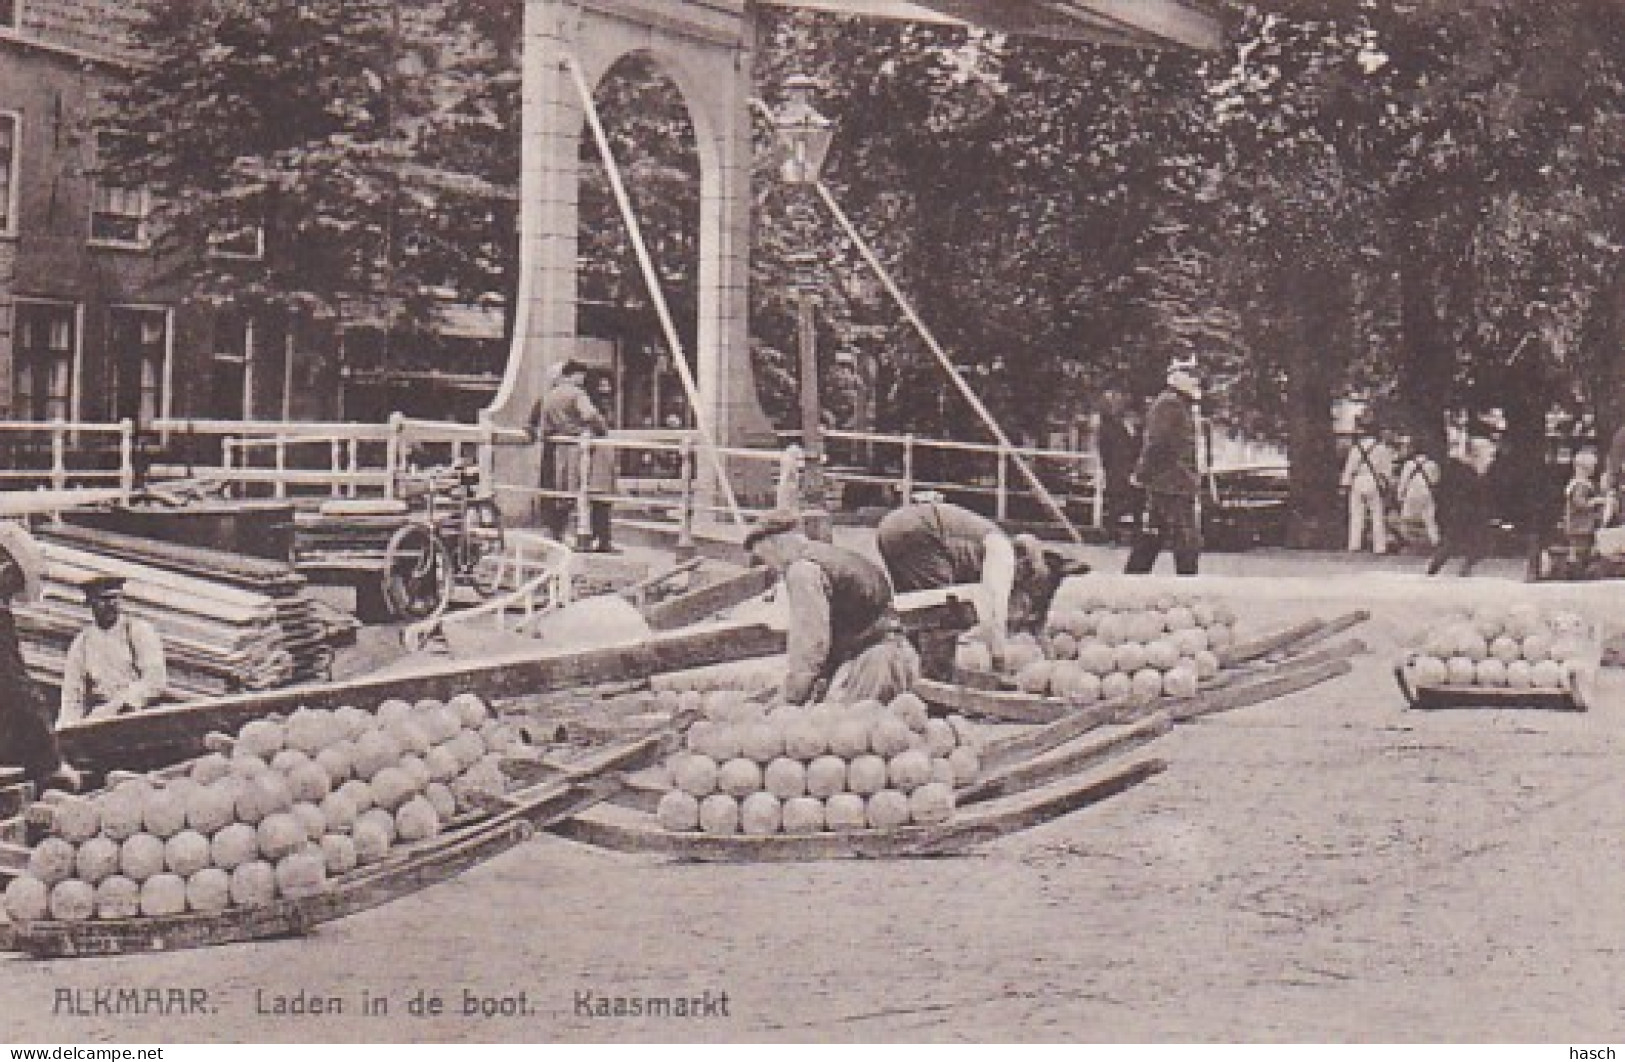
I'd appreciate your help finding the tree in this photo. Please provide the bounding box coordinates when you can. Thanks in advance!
[100,0,449,336]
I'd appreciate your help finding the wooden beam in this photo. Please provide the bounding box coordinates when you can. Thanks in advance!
[58,622,785,774]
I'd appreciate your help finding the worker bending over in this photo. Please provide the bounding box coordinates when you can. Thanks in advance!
[59,576,168,724]
[744,511,919,705]
[876,497,1088,668]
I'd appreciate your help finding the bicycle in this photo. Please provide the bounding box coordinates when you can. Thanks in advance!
[380,462,508,619]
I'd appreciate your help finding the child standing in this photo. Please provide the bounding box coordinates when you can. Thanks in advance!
[1563,450,1610,575]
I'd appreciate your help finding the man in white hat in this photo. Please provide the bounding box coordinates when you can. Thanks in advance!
[1125,358,1204,576]
[745,510,919,705]
[58,575,169,723]
[0,521,78,788]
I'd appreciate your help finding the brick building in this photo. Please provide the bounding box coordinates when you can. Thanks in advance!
[0,0,182,429]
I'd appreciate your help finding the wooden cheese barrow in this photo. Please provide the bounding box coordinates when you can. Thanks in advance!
[1393,661,1595,712]
[0,716,688,959]
[913,611,1370,727]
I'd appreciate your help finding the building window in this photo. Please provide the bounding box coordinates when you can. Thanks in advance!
[107,306,169,425]
[208,223,264,260]
[89,134,151,247]
[0,113,18,235]
[0,1,18,30]
[14,302,75,422]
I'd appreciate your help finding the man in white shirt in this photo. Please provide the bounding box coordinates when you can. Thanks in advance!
[58,576,168,724]
[1340,421,1396,553]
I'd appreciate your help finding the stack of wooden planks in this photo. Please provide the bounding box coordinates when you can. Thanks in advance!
[19,524,347,701]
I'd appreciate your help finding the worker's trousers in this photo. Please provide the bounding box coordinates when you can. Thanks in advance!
[1347,480,1387,553]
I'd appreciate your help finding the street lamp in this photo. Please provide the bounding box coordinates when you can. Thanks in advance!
[771,75,836,540]
[774,75,835,187]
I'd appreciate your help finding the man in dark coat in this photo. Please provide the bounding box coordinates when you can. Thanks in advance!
[528,359,609,545]
[1096,389,1140,544]
[876,499,1087,669]
[1125,360,1204,576]
[1428,437,1497,577]
[0,522,77,789]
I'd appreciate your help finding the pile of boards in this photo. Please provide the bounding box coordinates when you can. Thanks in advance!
[15,524,347,701]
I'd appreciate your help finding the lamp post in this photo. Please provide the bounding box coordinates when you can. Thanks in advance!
[772,76,836,540]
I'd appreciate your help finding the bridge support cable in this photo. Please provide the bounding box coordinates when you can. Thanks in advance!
[812,180,1084,544]
[567,56,747,532]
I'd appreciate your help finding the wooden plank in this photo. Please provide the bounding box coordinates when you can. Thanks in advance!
[57,623,783,775]
[982,698,1125,772]
[1261,611,1370,659]
[1171,659,1352,722]
[915,677,1068,725]
[960,713,1171,805]
[642,568,774,632]
[1218,618,1327,668]
[549,757,1166,862]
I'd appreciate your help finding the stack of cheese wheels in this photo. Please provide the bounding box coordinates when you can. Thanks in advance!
[956,590,1239,705]
[1401,604,1600,693]
[2,693,521,926]
[656,690,976,836]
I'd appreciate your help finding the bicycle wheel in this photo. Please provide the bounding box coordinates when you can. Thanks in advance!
[467,498,508,598]
[382,522,453,620]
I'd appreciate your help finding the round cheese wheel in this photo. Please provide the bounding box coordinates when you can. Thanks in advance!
[763,758,807,800]
[716,758,762,799]
[656,790,701,832]
[28,837,77,886]
[119,834,167,884]
[73,836,120,886]
[210,822,259,871]
[51,796,100,845]
[672,754,719,798]
[142,788,188,840]
[320,834,358,876]
[94,874,140,921]
[697,794,739,836]
[164,830,213,877]
[138,874,187,918]
[887,749,933,793]
[909,782,955,825]
[229,861,277,908]
[825,793,867,832]
[740,792,782,836]
[866,789,912,830]
[846,755,888,797]
[781,796,825,835]
[190,752,233,786]
[806,756,848,799]
[50,879,97,922]
[4,875,49,923]
[185,868,231,914]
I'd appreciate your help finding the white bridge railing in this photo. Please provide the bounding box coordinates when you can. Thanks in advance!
[0,418,137,497]
[2,415,1116,545]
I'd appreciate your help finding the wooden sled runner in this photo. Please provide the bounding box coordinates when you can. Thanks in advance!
[548,757,1167,863]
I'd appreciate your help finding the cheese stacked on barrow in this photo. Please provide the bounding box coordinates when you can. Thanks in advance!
[657,692,977,836]
[1401,604,1600,692]
[3,694,519,925]
[958,591,1239,705]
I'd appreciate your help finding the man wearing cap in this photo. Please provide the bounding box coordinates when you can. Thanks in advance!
[876,499,1087,669]
[528,359,610,546]
[0,521,78,788]
[745,511,919,705]
[1125,360,1204,576]
[58,576,169,724]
